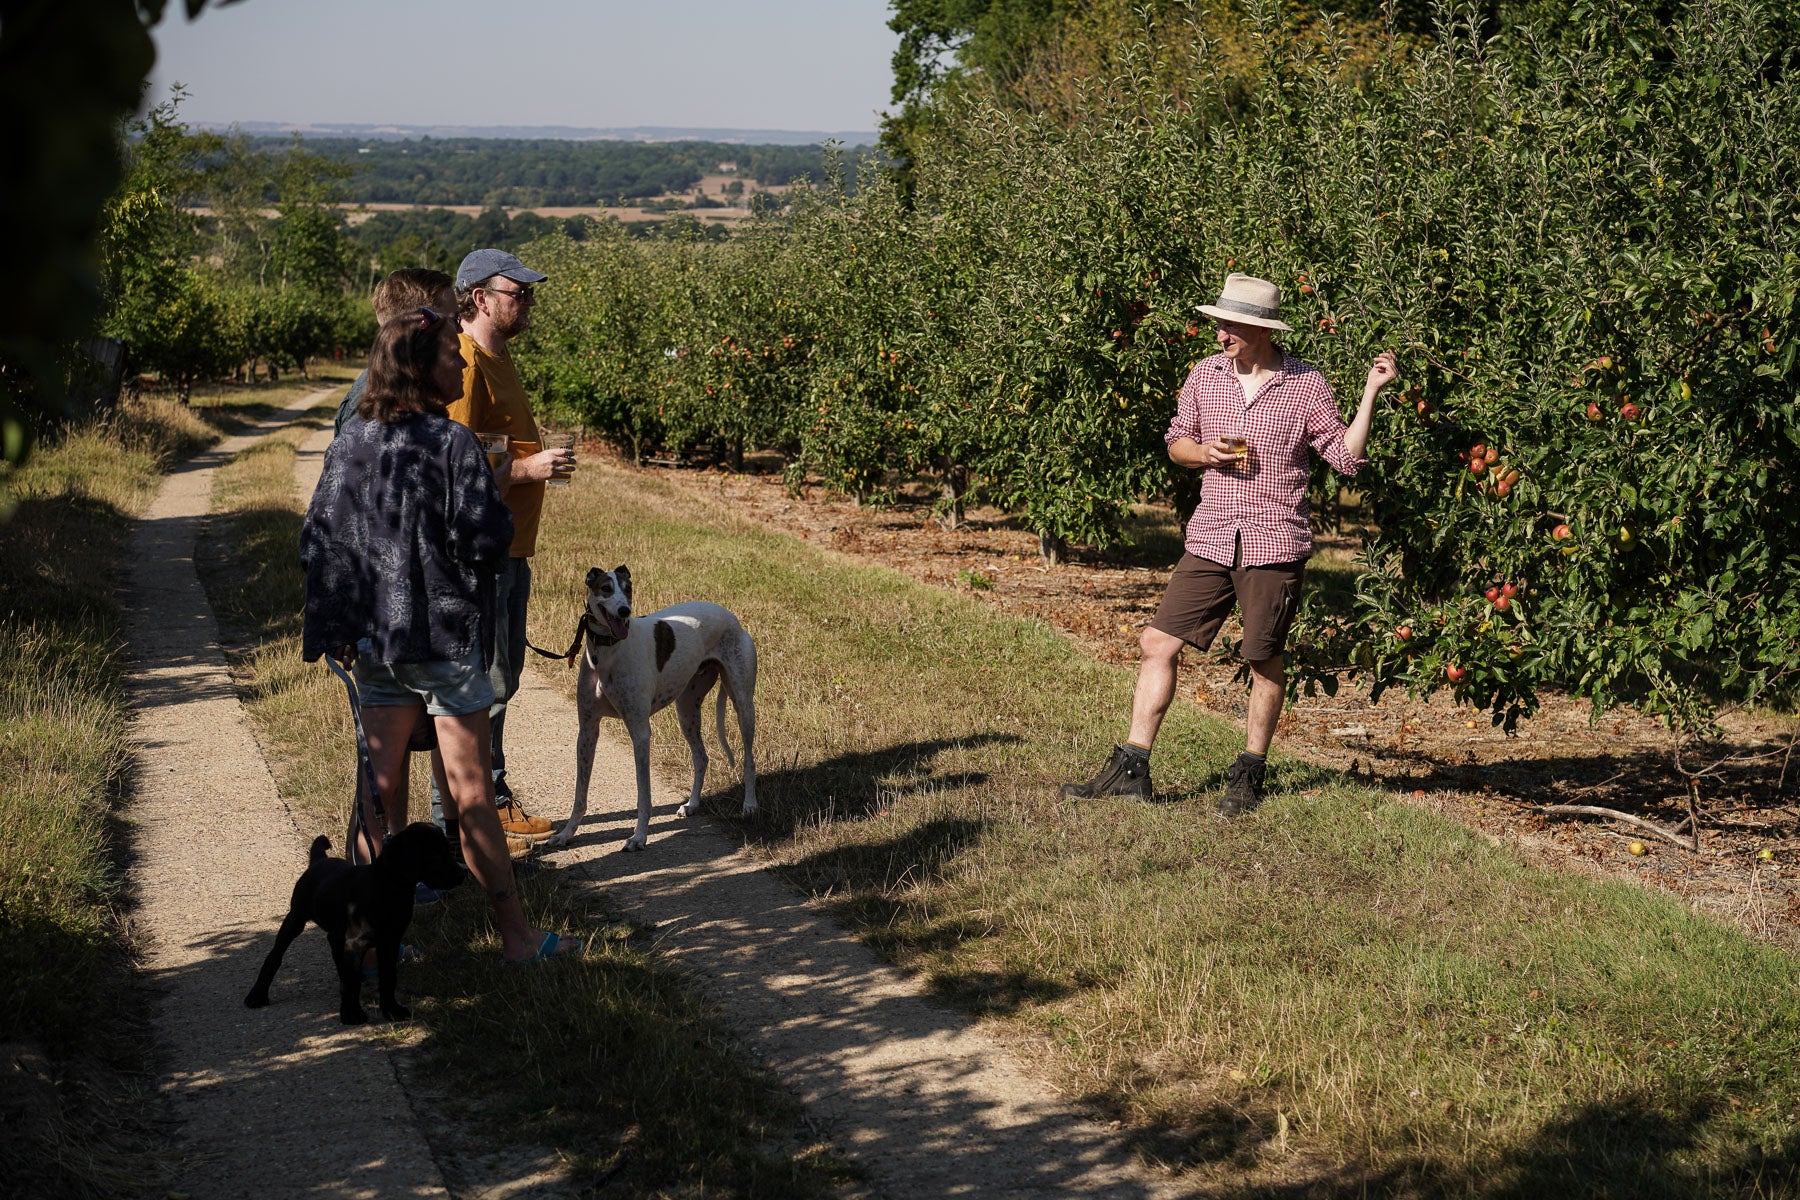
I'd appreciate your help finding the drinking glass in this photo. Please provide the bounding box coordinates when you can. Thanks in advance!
[543,431,576,486]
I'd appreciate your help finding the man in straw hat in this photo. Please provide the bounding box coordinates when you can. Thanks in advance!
[1063,272,1398,815]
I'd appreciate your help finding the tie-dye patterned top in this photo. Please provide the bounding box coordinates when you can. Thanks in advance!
[301,412,514,666]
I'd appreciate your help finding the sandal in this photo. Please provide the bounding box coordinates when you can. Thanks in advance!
[505,931,583,967]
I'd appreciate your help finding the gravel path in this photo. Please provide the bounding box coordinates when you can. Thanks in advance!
[126,406,1184,1199]
[125,389,449,1200]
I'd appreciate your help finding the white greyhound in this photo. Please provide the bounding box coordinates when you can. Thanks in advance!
[545,566,758,851]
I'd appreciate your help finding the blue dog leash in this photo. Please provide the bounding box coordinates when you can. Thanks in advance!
[323,655,390,867]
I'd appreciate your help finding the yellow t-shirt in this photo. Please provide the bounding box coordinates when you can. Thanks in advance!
[450,333,544,558]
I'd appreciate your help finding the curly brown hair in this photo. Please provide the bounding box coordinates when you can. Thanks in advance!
[359,308,455,424]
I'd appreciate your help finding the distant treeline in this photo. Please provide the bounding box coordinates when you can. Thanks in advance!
[246,137,857,207]
[348,206,729,279]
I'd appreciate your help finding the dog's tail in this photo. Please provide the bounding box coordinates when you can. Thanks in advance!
[715,687,737,769]
[309,835,331,863]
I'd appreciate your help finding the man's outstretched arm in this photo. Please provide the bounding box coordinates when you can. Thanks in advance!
[1343,350,1399,461]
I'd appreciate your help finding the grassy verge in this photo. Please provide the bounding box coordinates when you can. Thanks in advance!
[201,416,855,1196]
[0,397,218,1198]
[513,458,1800,1198]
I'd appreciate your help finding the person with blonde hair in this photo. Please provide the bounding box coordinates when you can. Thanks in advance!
[331,268,457,437]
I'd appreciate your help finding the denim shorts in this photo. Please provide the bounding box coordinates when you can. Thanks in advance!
[353,642,494,717]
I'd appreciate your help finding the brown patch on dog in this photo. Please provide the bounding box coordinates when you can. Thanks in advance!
[654,620,676,671]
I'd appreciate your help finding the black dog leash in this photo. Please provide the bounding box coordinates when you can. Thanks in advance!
[524,615,620,666]
[324,654,390,867]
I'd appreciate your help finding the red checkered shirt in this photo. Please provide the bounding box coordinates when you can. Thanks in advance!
[1165,352,1366,567]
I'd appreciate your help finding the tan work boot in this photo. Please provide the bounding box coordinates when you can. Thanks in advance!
[496,797,555,842]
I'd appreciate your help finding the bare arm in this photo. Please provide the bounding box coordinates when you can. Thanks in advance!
[1343,350,1399,460]
[490,446,574,495]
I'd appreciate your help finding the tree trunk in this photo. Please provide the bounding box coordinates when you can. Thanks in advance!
[1038,531,1066,568]
[935,461,969,531]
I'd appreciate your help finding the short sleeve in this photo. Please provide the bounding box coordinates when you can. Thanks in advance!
[447,339,489,433]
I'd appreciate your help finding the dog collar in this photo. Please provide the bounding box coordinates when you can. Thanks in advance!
[583,614,622,647]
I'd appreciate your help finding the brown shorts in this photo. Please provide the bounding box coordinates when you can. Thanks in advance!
[1149,552,1306,662]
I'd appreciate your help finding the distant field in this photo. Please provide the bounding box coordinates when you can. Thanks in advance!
[342,202,749,226]
[341,174,782,226]
[192,174,783,229]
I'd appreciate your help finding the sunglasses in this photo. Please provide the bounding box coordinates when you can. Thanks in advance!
[415,306,445,328]
[482,284,535,302]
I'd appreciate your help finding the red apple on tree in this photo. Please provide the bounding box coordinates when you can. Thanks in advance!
[1552,524,1572,540]
[1446,664,1466,682]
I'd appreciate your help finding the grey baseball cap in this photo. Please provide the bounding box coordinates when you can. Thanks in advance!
[455,248,548,291]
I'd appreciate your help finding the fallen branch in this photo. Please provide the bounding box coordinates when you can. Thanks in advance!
[1538,804,1700,851]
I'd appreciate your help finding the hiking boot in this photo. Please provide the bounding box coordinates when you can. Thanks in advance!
[1060,745,1152,800]
[497,798,555,843]
[505,833,538,860]
[1217,754,1267,818]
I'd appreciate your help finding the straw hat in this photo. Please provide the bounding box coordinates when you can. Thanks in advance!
[1195,272,1292,332]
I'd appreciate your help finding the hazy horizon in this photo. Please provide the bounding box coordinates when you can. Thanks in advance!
[149,0,896,134]
[196,119,881,147]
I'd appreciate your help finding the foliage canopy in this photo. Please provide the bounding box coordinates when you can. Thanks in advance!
[517,0,1800,743]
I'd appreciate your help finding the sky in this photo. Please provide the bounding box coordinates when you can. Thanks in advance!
[148,0,897,135]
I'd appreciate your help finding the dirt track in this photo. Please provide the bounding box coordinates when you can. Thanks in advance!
[124,399,1194,1197]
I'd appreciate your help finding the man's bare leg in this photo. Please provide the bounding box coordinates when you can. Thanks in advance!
[1062,628,1184,799]
[1127,627,1188,750]
[1245,653,1284,755]
[1219,653,1283,816]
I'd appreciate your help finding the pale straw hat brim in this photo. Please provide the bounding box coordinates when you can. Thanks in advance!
[1195,303,1292,333]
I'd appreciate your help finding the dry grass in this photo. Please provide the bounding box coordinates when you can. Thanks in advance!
[515,459,1800,1197]
[0,396,219,1198]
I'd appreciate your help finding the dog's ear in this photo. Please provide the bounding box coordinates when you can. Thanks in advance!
[585,566,605,592]
[614,565,631,602]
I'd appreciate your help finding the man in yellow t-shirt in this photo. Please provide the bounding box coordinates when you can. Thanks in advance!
[443,249,574,842]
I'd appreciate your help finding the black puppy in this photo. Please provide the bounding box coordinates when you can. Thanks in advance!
[244,823,464,1025]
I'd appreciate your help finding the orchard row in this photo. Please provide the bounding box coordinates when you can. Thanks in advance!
[516,2,1800,734]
